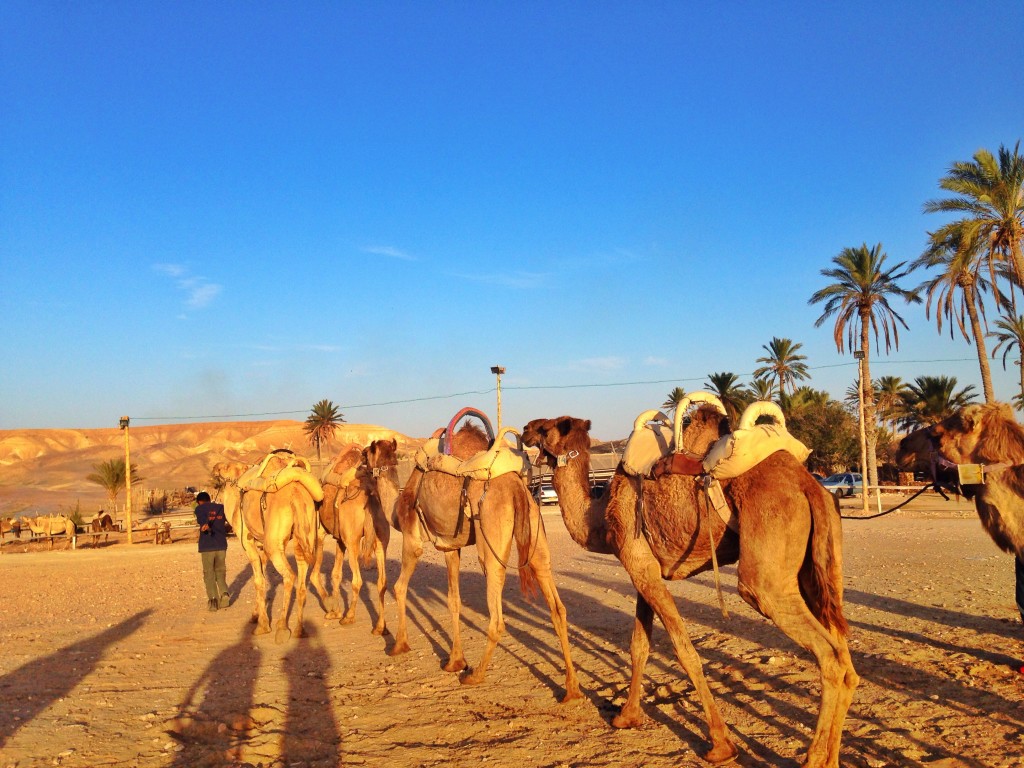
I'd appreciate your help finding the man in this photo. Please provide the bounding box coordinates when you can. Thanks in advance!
[194,491,230,611]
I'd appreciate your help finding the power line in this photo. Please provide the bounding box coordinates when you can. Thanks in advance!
[131,356,979,422]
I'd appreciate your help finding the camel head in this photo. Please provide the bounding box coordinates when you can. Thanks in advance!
[894,426,934,473]
[522,416,592,468]
[211,460,248,483]
[930,402,1024,465]
[363,438,399,473]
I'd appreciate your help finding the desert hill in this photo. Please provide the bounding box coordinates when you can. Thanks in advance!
[0,421,418,517]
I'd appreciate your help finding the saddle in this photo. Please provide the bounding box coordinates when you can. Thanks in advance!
[237,448,325,502]
[621,392,730,477]
[415,407,531,481]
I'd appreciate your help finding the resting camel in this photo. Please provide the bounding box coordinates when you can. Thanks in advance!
[314,439,400,634]
[390,417,581,701]
[896,402,1024,563]
[522,402,858,768]
[26,515,76,549]
[212,449,329,642]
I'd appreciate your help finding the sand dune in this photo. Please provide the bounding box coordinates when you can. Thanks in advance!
[0,421,416,516]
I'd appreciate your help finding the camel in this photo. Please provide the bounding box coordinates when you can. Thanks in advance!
[896,402,1024,561]
[25,515,76,549]
[212,449,329,642]
[389,413,581,702]
[314,439,400,634]
[522,401,858,768]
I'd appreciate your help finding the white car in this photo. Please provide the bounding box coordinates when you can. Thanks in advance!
[534,483,558,505]
[821,472,863,497]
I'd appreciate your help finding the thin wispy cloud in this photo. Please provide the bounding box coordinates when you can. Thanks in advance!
[361,245,417,261]
[154,263,222,310]
[453,271,548,289]
[644,356,670,367]
[570,356,627,372]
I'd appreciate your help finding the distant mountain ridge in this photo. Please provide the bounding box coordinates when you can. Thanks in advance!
[0,421,416,516]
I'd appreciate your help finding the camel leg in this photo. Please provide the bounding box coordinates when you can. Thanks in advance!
[460,541,507,686]
[291,549,313,640]
[612,592,655,728]
[266,542,297,643]
[306,530,331,619]
[389,521,424,656]
[371,538,388,636]
[618,541,737,765]
[443,549,468,673]
[342,539,363,625]
[520,523,582,702]
[246,544,272,635]
[317,535,342,620]
[737,567,858,768]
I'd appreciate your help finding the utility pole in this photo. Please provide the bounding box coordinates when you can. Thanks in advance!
[490,366,506,430]
[854,352,869,516]
[120,416,133,544]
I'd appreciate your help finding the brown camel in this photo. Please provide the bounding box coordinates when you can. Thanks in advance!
[314,439,400,635]
[390,420,581,701]
[522,405,858,768]
[212,449,329,642]
[896,402,1024,560]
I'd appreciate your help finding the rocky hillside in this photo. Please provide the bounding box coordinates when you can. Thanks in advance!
[0,421,417,516]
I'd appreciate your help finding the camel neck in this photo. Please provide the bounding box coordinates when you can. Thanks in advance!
[549,450,614,555]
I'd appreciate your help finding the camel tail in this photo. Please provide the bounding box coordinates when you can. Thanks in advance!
[514,488,540,602]
[804,484,849,636]
[358,503,378,567]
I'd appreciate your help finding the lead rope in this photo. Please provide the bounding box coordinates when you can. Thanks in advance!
[700,477,729,619]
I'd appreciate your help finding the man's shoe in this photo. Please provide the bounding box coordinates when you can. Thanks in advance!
[207,598,218,612]
[218,593,230,609]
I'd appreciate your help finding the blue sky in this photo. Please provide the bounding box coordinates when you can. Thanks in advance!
[3,2,1023,440]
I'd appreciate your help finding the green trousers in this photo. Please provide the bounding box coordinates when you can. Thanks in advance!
[200,549,229,601]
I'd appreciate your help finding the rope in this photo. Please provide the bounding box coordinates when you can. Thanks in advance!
[838,483,948,520]
[700,480,729,619]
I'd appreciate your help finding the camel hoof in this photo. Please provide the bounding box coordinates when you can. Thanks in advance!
[443,657,467,674]
[274,627,292,644]
[611,711,644,729]
[324,610,342,620]
[560,686,584,704]
[388,640,411,656]
[252,624,271,636]
[340,614,356,625]
[703,740,739,766]
[372,624,387,637]
[459,668,484,686]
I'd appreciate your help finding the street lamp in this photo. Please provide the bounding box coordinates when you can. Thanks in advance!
[490,366,506,430]
[120,416,133,544]
[853,352,869,516]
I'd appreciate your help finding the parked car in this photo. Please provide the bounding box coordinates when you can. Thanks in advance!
[534,483,559,505]
[821,472,863,497]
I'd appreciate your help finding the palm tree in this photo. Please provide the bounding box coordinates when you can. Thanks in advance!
[304,399,345,463]
[809,243,919,488]
[875,376,910,436]
[661,386,688,414]
[86,458,143,515]
[900,375,978,429]
[746,375,775,402]
[780,386,830,418]
[704,372,748,423]
[752,337,810,396]
[990,314,1024,410]
[924,142,1024,293]
[911,233,995,401]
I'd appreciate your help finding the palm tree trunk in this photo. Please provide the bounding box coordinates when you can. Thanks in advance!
[964,289,995,402]
[860,311,879,488]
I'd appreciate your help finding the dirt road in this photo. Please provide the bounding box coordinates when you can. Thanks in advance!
[1,499,1022,767]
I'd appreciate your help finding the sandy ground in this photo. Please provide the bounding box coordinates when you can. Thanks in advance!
[1,495,1022,768]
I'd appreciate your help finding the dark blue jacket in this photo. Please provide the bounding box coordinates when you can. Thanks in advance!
[195,501,228,552]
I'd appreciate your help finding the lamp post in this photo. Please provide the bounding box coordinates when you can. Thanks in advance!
[490,366,506,430]
[853,352,869,516]
[120,416,133,544]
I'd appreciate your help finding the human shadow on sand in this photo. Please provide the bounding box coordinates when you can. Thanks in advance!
[280,624,343,766]
[168,622,262,767]
[0,609,153,748]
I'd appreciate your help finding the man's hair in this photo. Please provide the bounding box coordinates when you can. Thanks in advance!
[196,491,211,503]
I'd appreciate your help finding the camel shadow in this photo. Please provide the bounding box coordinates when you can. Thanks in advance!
[168,623,262,766]
[0,610,153,748]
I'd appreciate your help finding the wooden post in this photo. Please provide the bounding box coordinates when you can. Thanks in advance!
[121,416,133,545]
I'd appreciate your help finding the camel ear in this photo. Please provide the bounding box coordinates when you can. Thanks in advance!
[583,419,592,431]
[556,417,574,436]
